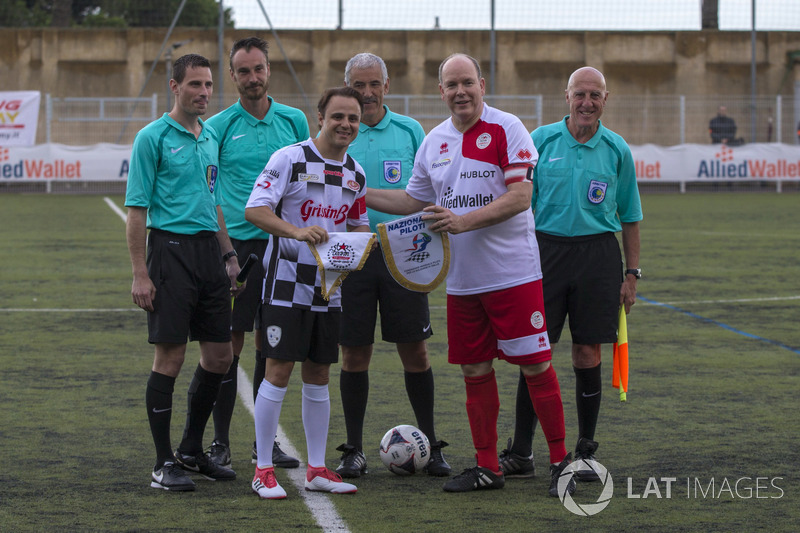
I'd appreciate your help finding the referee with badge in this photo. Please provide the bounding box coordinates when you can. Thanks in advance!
[501,66,642,483]
[334,53,450,479]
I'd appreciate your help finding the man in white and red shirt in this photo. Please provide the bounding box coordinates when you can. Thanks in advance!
[367,53,573,496]
[245,86,371,499]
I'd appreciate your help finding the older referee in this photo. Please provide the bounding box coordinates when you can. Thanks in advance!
[334,52,450,479]
[500,66,642,483]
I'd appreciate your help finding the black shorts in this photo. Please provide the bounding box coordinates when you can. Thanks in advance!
[537,231,622,345]
[339,247,432,346]
[146,229,232,344]
[230,238,268,332]
[260,304,340,364]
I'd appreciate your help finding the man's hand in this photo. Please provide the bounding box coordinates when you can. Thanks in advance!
[293,225,329,244]
[422,205,466,234]
[131,274,156,312]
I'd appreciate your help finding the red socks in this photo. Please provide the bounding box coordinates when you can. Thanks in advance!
[525,365,568,464]
[464,370,500,473]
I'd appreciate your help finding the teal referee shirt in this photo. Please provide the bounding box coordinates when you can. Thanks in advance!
[206,97,310,240]
[531,116,642,237]
[125,113,220,234]
[346,105,425,233]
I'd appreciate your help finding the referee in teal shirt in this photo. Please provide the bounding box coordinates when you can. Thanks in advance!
[335,53,450,479]
[125,54,241,492]
[204,37,309,469]
[500,67,642,483]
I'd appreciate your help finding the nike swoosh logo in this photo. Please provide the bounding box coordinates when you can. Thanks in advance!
[171,146,185,154]
[423,324,431,333]
[232,134,246,140]
[153,471,164,483]
[151,407,172,413]
[548,156,564,162]
[581,391,601,398]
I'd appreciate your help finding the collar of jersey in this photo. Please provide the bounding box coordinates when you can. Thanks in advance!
[234,96,275,126]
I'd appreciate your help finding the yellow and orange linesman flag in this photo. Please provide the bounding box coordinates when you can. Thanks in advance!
[612,306,629,402]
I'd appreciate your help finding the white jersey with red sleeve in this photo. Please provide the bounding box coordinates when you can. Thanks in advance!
[246,139,369,311]
[405,104,541,296]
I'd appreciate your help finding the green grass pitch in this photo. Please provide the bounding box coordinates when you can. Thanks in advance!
[0,192,797,532]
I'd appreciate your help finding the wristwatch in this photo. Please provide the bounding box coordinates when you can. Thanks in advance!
[625,268,642,279]
[222,249,238,262]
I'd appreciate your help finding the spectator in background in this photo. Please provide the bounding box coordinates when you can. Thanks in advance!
[709,105,743,145]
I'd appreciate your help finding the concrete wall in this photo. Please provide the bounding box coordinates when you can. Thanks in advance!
[2,28,800,143]
[3,28,800,97]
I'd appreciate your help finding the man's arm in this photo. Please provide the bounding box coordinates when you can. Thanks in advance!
[126,206,156,312]
[245,205,330,245]
[620,220,640,313]
[425,180,532,235]
[216,206,243,296]
[366,188,430,216]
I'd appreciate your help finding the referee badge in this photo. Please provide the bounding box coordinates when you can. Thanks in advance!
[587,180,607,204]
[384,161,401,184]
[206,165,218,193]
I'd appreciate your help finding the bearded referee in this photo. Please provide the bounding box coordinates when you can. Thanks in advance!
[204,37,309,469]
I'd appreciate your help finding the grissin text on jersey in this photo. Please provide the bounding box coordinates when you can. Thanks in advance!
[300,200,349,224]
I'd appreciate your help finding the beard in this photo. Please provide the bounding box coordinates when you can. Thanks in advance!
[238,81,268,101]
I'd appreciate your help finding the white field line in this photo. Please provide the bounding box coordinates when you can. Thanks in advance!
[639,295,800,306]
[103,197,350,532]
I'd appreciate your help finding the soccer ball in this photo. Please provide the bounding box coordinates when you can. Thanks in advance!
[379,425,431,475]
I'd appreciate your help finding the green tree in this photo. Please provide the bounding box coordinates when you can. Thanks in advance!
[0,0,233,28]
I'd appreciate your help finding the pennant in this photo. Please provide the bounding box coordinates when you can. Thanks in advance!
[377,212,450,293]
[307,232,376,301]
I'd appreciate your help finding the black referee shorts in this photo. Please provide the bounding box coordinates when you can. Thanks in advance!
[339,247,432,347]
[537,231,622,345]
[146,229,232,344]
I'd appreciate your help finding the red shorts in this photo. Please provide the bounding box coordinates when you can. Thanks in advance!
[447,280,552,366]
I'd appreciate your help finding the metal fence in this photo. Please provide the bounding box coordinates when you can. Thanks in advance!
[41,92,799,147]
[45,94,159,145]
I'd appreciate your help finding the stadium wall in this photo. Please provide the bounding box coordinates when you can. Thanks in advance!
[3,28,800,101]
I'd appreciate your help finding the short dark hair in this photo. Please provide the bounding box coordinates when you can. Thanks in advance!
[438,53,482,84]
[172,54,211,83]
[230,37,269,69]
[317,86,364,116]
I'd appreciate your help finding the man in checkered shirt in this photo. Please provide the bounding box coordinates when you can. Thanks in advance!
[243,87,371,499]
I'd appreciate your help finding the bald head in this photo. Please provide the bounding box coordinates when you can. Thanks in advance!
[564,66,608,142]
[567,67,607,93]
[438,53,482,84]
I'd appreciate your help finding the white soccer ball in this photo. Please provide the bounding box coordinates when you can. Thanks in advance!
[379,424,431,476]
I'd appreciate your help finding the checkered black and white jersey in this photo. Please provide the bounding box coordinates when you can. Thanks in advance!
[246,139,369,311]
